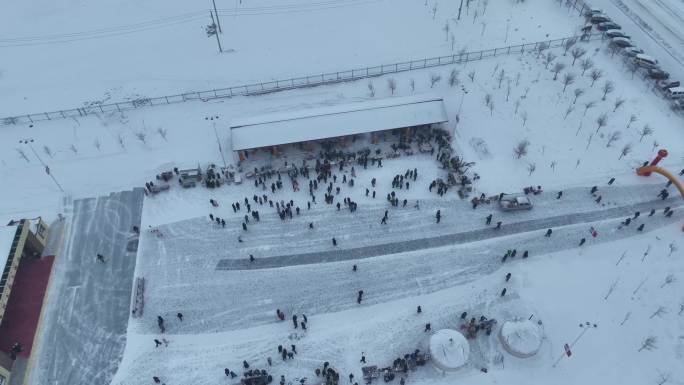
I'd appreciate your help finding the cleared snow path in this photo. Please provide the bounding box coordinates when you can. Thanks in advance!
[217,195,680,270]
[29,189,143,385]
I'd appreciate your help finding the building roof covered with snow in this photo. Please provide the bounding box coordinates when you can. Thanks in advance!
[229,94,448,151]
[428,329,469,372]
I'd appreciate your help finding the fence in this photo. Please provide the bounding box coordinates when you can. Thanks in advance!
[1,33,601,127]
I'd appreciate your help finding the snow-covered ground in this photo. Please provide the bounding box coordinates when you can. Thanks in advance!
[2,0,683,384]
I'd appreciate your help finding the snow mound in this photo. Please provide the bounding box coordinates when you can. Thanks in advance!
[428,329,469,372]
[498,320,543,358]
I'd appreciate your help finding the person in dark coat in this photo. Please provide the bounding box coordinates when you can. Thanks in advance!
[556,191,563,199]
[505,273,511,282]
[243,360,249,369]
[357,290,364,304]
[495,221,502,229]
[501,288,507,297]
[545,229,553,237]
[424,323,431,332]
[309,222,314,229]
[608,177,615,185]
[177,312,183,321]
[579,238,586,246]
[332,238,337,246]
[417,306,422,314]
[293,315,298,329]
[242,222,247,231]
[485,214,492,225]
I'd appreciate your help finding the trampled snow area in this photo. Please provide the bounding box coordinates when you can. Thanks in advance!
[1,0,683,385]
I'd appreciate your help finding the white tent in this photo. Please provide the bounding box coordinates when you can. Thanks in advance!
[498,320,544,358]
[428,329,470,372]
[229,94,448,151]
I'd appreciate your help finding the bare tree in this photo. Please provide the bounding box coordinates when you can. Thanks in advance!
[606,131,621,147]
[484,93,492,107]
[157,127,168,141]
[135,132,147,144]
[639,124,654,142]
[590,69,603,87]
[387,78,397,95]
[552,62,566,80]
[660,274,676,288]
[583,100,596,116]
[69,144,78,154]
[467,71,475,82]
[679,301,684,315]
[627,114,637,128]
[506,80,512,101]
[620,311,631,325]
[15,148,30,162]
[117,134,126,149]
[580,57,594,75]
[450,33,456,51]
[604,279,619,300]
[543,51,557,69]
[563,37,577,55]
[458,46,468,63]
[619,143,632,159]
[613,97,626,112]
[432,3,438,19]
[668,242,677,257]
[536,41,549,58]
[515,72,521,86]
[564,105,574,120]
[429,74,441,88]
[409,78,415,93]
[449,69,459,87]
[368,81,375,97]
[497,69,505,88]
[656,371,670,385]
[601,80,615,100]
[521,111,528,126]
[94,139,101,151]
[527,162,536,176]
[652,140,659,152]
[489,101,495,115]
[573,88,585,104]
[596,113,608,132]
[650,306,667,319]
[514,139,530,158]
[443,21,450,41]
[514,99,521,115]
[570,47,587,65]
[43,145,53,158]
[562,73,576,92]
[638,336,657,351]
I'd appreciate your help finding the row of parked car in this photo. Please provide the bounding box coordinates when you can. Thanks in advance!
[585,8,684,109]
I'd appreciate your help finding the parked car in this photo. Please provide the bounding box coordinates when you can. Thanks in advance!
[665,86,684,99]
[648,68,669,80]
[591,14,611,23]
[597,21,621,31]
[634,54,658,69]
[658,80,680,91]
[623,47,644,57]
[605,29,629,39]
[499,195,533,211]
[672,99,684,110]
[610,37,633,48]
[585,7,603,17]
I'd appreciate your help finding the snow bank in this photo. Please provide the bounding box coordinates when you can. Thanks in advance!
[498,319,543,358]
[428,329,469,372]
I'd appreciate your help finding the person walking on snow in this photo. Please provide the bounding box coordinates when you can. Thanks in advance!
[505,273,511,282]
[293,315,298,329]
[332,238,337,246]
[96,254,105,263]
[176,313,183,321]
[495,221,502,229]
[545,229,553,237]
[579,238,586,246]
[556,191,563,199]
[485,214,492,225]
[357,290,364,304]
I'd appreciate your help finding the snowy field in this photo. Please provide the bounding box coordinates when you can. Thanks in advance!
[1,0,683,385]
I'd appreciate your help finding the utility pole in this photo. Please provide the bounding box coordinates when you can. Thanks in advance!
[209,10,223,53]
[457,0,464,20]
[212,0,223,33]
[20,138,65,193]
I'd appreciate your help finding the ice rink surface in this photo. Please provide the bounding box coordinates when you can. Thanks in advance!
[28,189,143,385]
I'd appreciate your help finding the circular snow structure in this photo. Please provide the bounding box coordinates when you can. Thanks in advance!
[498,320,543,358]
[428,329,470,372]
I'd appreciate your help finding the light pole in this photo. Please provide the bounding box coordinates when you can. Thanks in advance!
[552,321,598,368]
[206,116,227,168]
[19,138,65,193]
